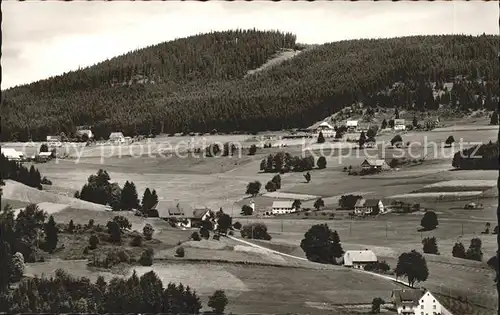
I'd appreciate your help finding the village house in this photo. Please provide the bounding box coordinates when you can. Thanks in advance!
[394,119,406,131]
[315,121,336,138]
[1,148,24,161]
[354,198,385,215]
[271,200,296,215]
[346,120,359,132]
[361,159,390,171]
[109,132,125,143]
[35,151,53,163]
[343,250,378,269]
[364,138,376,148]
[76,129,94,140]
[47,136,62,147]
[392,289,453,315]
[154,202,213,229]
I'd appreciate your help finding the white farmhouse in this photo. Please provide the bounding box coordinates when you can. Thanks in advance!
[392,289,453,315]
[109,132,125,143]
[394,119,406,131]
[77,129,94,140]
[271,200,296,215]
[1,148,24,161]
[343,250,377,269]
[315,121,336,138]
[346,120,359,132]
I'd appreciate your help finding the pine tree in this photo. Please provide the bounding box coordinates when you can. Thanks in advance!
[317,131,325,144]
[44,215,58,253]
[381,119,387,129]
[141,188,152,211]
[490,111,499,125]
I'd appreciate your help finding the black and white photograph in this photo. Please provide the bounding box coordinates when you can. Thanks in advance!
[0,1,499,314]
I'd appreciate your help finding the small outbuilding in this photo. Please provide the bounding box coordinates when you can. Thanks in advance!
[360,159,390,171]
[343,250,378,269]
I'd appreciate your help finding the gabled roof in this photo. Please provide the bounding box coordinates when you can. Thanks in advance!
[354,199,382,208]
[38,152,53,157]
[394,119,405,125]
[344,250,377,263]
[154,201,211,219]
[272,200,294,209]
[346,120,359,127]
[361,159,387,167]
[109,132,124,138]
[1,148,23,157]
[47,135,61,141]
[317,121,334,129]
[392,289,426,307]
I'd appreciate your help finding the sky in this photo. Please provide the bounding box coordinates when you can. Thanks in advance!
[2,1,498,90]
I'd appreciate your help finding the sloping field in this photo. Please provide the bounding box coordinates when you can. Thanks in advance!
[262,191,319,200]
[424,180,496,189]
[2,180,106,211]
[13,202,69,218]
[25,257,402,314]
[388,191,484,201]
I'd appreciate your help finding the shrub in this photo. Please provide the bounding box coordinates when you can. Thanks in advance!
[364,260,391,274]
[422,237,439,255]
[371,297,385,314]
[143,223,154,240]
[139,248,154,266]
[176,247,185,258]
[317,156,327,169]
[191,231,201,241]
[113,216,131,230]
[130,233,143,247]
[420,211,438,231]
[465,238,483,261]
[88,234,99,250]
[233,221,242,230]
[300,224,343,264]
[240,205,253,218]
[87,219,95,229]
[41,176,52,185]
[208,290,229,314]
[228,230,234,236]
[240,223,272,240]
[391,135,403,147]
[106,221,121,243]
[11,252,25,282]
[452,242,466,259]
[89,248,131,269]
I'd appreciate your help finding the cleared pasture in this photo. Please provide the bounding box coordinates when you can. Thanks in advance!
[25,258,403,314]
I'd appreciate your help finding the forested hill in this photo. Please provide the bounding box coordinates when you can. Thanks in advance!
[1,30,499,141]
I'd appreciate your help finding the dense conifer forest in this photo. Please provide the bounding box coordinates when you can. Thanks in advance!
[1,30,498,141]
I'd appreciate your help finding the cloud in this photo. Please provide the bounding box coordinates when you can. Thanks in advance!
[2,1,498,89]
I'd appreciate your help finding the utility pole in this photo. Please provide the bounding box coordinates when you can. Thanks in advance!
[461,223,464,236]
[281,220,283,232]
[349,222,352,236]
[385,222,388,239]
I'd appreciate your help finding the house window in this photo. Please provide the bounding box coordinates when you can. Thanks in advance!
[421,305,424,309]
[433,305,436,309]
[403,306,405,309]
